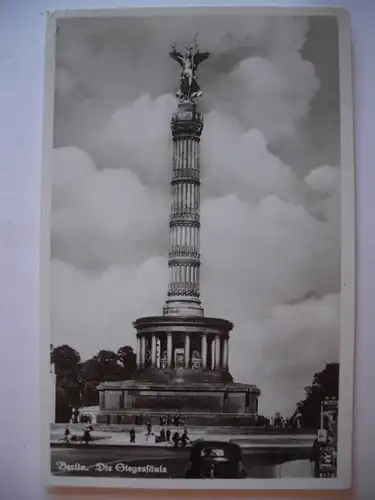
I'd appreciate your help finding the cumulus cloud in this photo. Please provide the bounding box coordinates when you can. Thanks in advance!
[51,14,341,416]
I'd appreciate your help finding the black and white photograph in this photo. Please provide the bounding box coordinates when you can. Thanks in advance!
[42,6,355,490]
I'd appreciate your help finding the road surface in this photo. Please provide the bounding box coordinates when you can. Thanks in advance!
[51,444,311,478]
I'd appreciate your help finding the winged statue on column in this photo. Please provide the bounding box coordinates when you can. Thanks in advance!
[169,37,210,101]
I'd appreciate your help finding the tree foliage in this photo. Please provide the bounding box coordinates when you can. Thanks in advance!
[293,362,339,430]
[51,344,136,421]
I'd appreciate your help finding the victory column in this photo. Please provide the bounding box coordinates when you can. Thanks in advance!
[97,42,260,425]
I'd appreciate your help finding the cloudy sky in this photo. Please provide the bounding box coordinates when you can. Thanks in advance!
[51,12,341,416]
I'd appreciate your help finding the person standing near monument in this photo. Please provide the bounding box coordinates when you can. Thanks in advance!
[129,427,136,444]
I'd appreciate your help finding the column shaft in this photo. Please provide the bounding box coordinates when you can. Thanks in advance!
[151,334,157,367]
[164,103,204,317]
[223,337,229,370]
[156,337,161,369]
[140,336,145,367]
[211,337,215,370]
[201,334,207,370]
[167,333,173,368]
[215,335,221,370]
[184,334,190,368]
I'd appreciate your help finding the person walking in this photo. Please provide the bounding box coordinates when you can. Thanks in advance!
[160,427,166,442]
[130,427,136,444]
[145,421,152,442]
[172,431,180,448]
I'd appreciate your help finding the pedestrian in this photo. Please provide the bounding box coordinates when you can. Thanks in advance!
[180,430,189,448]
[166,428,171,442]
[160,427,166,441]
[82,427,92,446]
[130,427,136,444]
[145,421,152,442]
[172,431,180,448]
[64,426,71,443]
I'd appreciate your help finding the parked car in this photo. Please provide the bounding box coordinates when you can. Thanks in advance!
[185,440,247,478]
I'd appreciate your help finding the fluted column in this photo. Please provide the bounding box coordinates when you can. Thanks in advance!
[164,101,204,317]
[211,337,215,370]
[184,334,190,368]
[215,335,221,370]
[167,333,172,368]
[151,334,157,367]
[201,334,207,370]
[223,337,229,370]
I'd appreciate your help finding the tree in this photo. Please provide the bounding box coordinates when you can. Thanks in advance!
[92,350,124,381]
[117,345,136,379]
[55,386,71,423]
[51,344,81,375]
[79,349,129,407]
[50,343,137,414]
[293,363,339,430]
[51,344,83,420]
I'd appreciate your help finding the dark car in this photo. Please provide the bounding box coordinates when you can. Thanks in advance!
[185,440,247,478]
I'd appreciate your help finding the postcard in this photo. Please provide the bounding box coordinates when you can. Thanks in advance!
[41,6,355,491]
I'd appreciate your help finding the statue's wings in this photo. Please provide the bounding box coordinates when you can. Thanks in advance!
[169,50,184,67]
[194,51,210,69]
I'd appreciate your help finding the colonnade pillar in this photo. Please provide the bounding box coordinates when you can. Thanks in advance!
[184,334,190,368]
[215,335,221,370]
[167,333,172,368]
[151,335,157,367]
[139,336,146,368]
[201,334,207,369]
[137,332,229,371]
[223,337,229,370]
[211,337,215,370]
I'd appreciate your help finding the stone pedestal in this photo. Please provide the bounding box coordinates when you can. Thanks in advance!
[97,377,260,426]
